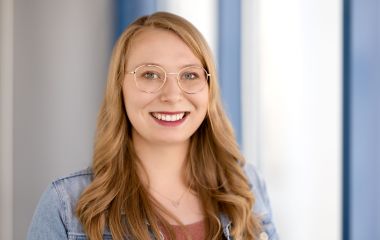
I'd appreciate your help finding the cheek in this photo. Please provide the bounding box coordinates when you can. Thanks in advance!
[198,90,209,110]
[123,96,145,134]
[190,91,209,119]
[123,88,155,119]
[123,87,140,122]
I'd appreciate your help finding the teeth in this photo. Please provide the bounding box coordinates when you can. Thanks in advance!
[152,112,185,122]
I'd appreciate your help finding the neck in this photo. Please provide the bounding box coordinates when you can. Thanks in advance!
[133,132,190,188]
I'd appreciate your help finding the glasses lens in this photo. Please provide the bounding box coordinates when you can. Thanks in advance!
[178,66,208,93]
[134,65,165,93]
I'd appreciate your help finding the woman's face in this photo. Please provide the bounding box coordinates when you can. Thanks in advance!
[122,28,209,146]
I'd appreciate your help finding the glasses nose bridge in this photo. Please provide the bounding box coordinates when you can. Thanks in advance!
[161,71,182,92]
[166,71,179,79]
[164,71,181,85]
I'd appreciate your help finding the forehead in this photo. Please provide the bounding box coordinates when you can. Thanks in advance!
[126,28,202,69]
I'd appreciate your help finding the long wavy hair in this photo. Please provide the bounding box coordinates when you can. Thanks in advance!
[76,12,261,240]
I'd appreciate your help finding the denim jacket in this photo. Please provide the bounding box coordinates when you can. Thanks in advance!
[27,163,279,240]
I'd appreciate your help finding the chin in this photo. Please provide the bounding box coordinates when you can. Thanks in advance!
[148,133,192,145]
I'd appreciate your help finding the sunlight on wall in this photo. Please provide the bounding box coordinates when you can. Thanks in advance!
[156,0,218,58]
[242,0,342,239]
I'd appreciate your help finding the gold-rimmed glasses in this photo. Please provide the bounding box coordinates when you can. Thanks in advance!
[127,64,210,94]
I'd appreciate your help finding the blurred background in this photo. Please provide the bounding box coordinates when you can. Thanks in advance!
[0,0,378,239]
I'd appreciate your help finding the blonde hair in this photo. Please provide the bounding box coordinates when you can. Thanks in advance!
[76,12,261,239]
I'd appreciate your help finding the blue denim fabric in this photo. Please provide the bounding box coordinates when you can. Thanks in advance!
[27,163,279,239]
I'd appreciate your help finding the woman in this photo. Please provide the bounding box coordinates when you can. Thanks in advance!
[28,12,278,240]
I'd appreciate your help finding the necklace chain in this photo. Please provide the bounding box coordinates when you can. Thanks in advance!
[150,182,192,208]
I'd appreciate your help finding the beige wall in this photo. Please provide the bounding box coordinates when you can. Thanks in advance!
[1,1,113,239]
[1,0,14,239]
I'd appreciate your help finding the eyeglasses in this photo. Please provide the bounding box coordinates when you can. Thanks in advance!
[127,64,210,94]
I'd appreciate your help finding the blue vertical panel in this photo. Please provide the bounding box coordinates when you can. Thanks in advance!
[218,0,242,143]
[345,0,380,239]
[115,0,156,40]
[343,0,351,239]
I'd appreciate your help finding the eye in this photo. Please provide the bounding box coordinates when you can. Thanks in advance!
[181,72,199,80]
[141,71,161,80]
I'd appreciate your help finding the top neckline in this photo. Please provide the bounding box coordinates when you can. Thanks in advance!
[170,219,205,228]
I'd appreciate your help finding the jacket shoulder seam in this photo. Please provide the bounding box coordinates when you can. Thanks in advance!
[52,168,93,184]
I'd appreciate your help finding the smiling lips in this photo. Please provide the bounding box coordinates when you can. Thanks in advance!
[151,112,186,121]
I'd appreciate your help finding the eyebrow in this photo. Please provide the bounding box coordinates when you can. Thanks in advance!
[134,62,203,69]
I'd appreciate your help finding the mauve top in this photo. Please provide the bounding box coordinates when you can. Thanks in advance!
[161,220,205,240]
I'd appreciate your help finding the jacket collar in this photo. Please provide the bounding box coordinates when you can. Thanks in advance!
[220,213,233,239]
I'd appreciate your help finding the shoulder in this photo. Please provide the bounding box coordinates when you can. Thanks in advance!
[242,162,279,240]
[27,168,95,239]
[52,168,93,201]
[242,163,269,214]
[52,168,94,231]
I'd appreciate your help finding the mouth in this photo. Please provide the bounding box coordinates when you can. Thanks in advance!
[150,112,188,122]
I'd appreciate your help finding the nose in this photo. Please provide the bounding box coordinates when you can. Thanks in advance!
[160,74,182,102]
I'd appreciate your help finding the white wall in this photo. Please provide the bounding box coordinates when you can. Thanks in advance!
[9,1,113,239]
[242,0,342,239]
[156,0,218,58]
